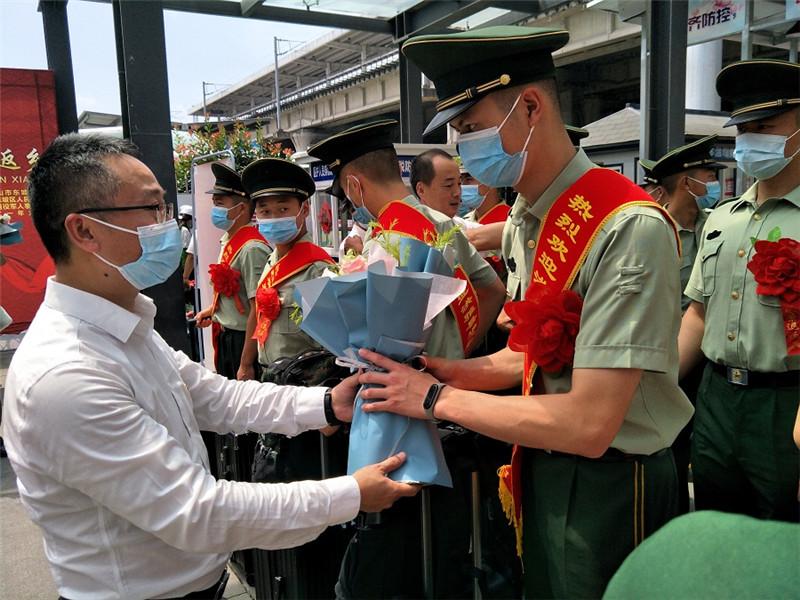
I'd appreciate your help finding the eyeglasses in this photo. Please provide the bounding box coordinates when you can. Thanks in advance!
[76,203,174,224]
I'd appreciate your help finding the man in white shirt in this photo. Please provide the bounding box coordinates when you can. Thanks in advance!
[2,134,417,600]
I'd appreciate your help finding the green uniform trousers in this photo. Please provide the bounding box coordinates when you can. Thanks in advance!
[691,364,799,522]
[522,447,679,599]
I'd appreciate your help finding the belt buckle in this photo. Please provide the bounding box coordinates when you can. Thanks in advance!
[726,366,749,386]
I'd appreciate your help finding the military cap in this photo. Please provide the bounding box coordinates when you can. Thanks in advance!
[645,135,725,183]
[566,125,588,147]
[638,159,659,185]
[401,26,569,135]
[206,163,248,197]
[716,59,800,127]
[241,158,315,201]
[307,119,397,175]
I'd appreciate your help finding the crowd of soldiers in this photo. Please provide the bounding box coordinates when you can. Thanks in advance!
[195,25,798,600]
[4,23,797,600]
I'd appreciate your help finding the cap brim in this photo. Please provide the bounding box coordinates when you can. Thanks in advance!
[723,105,795,127]
[423,100,478,137]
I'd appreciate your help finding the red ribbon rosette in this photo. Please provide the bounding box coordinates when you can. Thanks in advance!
[747,236,800,355]
[253,286,281,344]
[747,238,800,306]
[208,263,245,313]
[504,287,583,374]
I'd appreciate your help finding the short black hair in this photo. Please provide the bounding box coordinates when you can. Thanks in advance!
[492,78,562,115]
[28,133,141,263]
[410,149,454,199]
[343,147,402,184]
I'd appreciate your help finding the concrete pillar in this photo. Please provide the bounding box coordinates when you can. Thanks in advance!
[686,40,722,111]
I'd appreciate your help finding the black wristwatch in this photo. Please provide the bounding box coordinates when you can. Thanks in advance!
[423,383,446,423]
[324,388,343,426]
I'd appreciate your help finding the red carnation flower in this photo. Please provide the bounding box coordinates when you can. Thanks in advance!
[208,263,241,297]
[256,286,281,321]
[505,287,583,374]
[747,238,800,306]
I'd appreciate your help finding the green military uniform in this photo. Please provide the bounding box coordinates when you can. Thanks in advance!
[213,231,270,332]
[257,232,331,365]
[640,134,725,514]
[404,26,693,598]
[604,511,800,599]
[309,120,513,599]
[684,59,800,522]
[206,163,269,379]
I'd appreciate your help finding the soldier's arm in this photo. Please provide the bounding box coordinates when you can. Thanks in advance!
[464,221,505,252]
[678,301,706,381]
[237,298,259,381]
[473,278,506,352]
[359,349,641,458]
[425,346,523,391]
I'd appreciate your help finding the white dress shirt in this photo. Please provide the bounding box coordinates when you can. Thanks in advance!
[2,278,360,600]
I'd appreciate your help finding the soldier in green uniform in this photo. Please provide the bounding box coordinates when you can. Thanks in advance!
[241,158,334,368]
[645,135,723,313]
[679,59,800,522]
[643,135,725,514]
[195,163,269,381]
[308,121,507,599]
[638,159,665,203]
[354,26,693,598]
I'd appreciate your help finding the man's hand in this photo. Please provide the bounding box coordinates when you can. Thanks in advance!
[194,307,213,328]
[352,452,420,513]
[495,306,514,332]
[357,349,438,420]
[343,235,364,255]
[330,373,361,423]
[237,363,256,381]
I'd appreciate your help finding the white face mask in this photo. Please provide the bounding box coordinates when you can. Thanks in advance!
[734,128,800,181]
[83,215,182,290]
[456,94,534,188]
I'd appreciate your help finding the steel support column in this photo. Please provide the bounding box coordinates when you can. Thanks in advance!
[399,51,424,143]
[39,0,78,134]
[639,0,688,163]
[112,0,189,353]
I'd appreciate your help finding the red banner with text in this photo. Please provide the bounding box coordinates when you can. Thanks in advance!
[0,68,58,334]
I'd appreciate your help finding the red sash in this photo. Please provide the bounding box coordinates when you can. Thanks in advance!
[497,168,680,557]
[210,226,267,315]
[374,200,481,352]
[477,203,511,225]
[253,241,334,345]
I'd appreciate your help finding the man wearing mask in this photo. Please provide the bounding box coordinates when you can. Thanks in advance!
[646,135,724,313]
[308,121,506,599]
[1,134,418,599]
[194,163,269,382]
[411,148,463,218]
[351,26,692,598]
[679,59,800,522]
[642,135,724,515]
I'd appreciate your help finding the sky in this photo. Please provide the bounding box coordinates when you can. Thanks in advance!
[0,0,332,122]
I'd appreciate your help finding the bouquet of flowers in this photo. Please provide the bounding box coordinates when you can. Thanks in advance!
[293,238,465,486]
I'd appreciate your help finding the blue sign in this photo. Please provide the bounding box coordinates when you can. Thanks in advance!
[310,155,417,182]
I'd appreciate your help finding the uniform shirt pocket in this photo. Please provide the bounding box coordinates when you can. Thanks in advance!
[699,238,724,297]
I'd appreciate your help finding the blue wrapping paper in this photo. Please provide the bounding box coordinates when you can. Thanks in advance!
[293,258,454,487]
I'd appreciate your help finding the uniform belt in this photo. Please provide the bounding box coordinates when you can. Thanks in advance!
[708,361,800,388]
[544,447,669,462]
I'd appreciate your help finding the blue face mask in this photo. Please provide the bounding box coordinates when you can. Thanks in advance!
[86,216,182,290]
[687,177,721,210]
[210,204,241,231]
[257,215,299,244]
[734,130,800,181]
[457,94,534,188]
[457,185,485,217]
[346,176,375,225]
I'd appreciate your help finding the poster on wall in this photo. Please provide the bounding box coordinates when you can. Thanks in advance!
[687,0,746,45]
[0,68,58,335]
[788,0,800,20]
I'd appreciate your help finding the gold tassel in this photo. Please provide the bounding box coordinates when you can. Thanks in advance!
[497,465,523,558]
